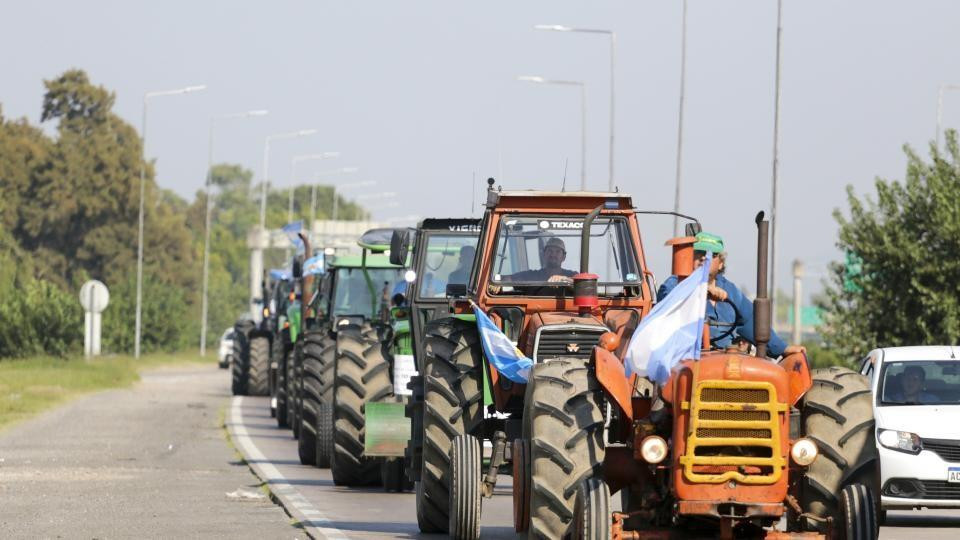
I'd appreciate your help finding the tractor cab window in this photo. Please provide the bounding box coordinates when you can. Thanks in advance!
[332,267,404,317]
[489,215,641,296]
[879,361,960,405]
[417,233,479,299]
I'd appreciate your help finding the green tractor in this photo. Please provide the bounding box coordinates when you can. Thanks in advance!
[363,219,481,494]
[269,265,302,428]
[292,229,406,483]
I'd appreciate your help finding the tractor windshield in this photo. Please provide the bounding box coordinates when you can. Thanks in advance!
[417,234,479,298]
[332,267,404,317]
[489,215,641,295]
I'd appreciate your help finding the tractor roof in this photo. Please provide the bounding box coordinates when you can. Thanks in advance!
[418,218,482,232]
[486,190,634,211]
[328,253,399,269]
[358,228,403,251]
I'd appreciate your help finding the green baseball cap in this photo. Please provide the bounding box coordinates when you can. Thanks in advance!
[693,232,724,253]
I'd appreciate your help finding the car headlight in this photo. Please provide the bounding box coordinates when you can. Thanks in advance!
[878,429,922,454]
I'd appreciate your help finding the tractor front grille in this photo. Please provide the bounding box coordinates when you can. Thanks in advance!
[533,326,606,362]
[680,380,787,485]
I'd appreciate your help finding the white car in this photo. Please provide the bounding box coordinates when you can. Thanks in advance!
[218,328,236,369]
[859,346,960,515]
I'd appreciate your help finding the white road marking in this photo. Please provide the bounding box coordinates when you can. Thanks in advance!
[229,396,349,540]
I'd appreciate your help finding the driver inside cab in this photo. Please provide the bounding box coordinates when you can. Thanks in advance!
[510,237,577,284]
[657,232,801,358]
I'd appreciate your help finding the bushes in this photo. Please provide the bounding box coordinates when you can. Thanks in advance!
[0,278,82,358]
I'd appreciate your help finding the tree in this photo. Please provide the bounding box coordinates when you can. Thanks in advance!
[819,130,960,359]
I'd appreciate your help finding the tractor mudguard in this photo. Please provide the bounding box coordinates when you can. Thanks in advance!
[593,347,634,421]
[780,351,813,405]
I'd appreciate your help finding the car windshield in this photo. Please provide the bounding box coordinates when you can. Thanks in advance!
[878,361,960,406]
[489,215,640,295]
[332,267,403,317]
[418,233,479,298]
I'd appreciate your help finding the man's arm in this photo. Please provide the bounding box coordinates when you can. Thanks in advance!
[657,275,679,302]
[718,277,788,358]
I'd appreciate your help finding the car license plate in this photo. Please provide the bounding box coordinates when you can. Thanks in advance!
[949,467,960,483]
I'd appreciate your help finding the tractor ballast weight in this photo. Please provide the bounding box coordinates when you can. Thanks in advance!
[569,212,879,540]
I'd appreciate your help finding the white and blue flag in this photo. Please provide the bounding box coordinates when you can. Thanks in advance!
[624,252,712,383]
[473,305,533,383]
[303,255,324,276]
[283,221,305,252]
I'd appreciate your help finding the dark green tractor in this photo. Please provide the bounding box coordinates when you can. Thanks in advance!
[362,219,480,495]
[232,270,284,397]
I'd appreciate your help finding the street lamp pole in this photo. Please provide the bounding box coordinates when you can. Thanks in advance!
[134,84,206,359]
[534,25,616,190]
[200,109,267,357]
[518,76,587,190]
[672,0,689,237]
[288,152,340,258]
[250,129,317,317]
[770,0,784,324]
[315,167,362,223]
[937,83,960,149]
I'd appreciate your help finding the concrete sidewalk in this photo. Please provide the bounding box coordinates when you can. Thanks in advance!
[0,364,302,539]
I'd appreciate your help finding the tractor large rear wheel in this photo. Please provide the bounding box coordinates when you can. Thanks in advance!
[797,366,879,539]
[299,331,330,466]
[331,324,393,486]
[231,330,249,396]
[416,318,483,534]
[528,358,606,540]
[315,335,337,468]
[291,342,303,439]
[248,336,270,396]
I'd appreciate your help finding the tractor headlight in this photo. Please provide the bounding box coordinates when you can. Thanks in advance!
[640,436,668,464]
[790,438,819,466]
[878,429,922,455]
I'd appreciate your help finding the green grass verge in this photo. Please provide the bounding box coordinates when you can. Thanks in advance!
[0,350,208,431]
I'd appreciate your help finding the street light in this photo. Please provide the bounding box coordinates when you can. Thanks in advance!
[518,75,587,190]
[134,83,206,359]
[316,168,364,222]
[937,83,960,149]
[770,0,784,324]
[288,152,340,257]
[249,128,317,317]
[672,0,689,237]
[199,109,267,357]
[535,24,616,191]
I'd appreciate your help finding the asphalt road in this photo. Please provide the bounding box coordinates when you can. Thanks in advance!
[0,364,301,539]
[2,363,958,539]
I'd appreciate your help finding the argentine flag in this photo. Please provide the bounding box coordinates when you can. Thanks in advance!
[303,255,324,276]
[473,305,533,383]
[283,221,305,252]
[624,252,712,383]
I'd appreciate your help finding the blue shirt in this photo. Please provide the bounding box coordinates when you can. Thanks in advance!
[657,274,787,358]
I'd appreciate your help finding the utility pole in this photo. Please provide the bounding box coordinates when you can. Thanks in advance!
[792,259,803,345]
[770,0,785,324]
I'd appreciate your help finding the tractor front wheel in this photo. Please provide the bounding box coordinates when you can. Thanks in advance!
[797,366,879,539]
[528,358,606,539]
[247,336,270,396]
[840,483,879,540]
[299,330,331,466]
[449,434,482,540]
[573,478,611,540]
[276,348,289,428]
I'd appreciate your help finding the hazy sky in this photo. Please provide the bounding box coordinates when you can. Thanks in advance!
[4,0,960,301]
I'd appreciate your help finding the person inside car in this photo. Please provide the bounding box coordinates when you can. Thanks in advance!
[657,232,803,359]
[888,365,939,403]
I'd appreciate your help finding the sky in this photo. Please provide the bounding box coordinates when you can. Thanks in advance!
[3,0,960,302]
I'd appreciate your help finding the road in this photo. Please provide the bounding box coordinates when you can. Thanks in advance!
[1,363,958,539]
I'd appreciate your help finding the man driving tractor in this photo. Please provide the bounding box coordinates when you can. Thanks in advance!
[658,232,802,358]
[509,237,576,283]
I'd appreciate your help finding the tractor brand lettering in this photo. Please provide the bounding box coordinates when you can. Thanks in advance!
[447,225,481,232]
[539,221,584,230]
[567,343,580,353]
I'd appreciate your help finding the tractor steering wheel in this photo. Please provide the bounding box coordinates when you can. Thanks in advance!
[706,296,744,346]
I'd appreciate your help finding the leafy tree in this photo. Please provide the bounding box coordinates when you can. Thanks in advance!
[820,130,960,359]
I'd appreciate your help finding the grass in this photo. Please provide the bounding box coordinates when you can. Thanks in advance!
[0,349,208,431]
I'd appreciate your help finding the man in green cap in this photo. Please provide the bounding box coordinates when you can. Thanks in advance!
[657,232,800,358]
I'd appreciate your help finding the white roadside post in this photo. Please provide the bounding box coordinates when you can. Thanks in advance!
[80,280,110,358]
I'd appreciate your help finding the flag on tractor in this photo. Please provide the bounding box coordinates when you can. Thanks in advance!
[473,304,533,383]
[624,252,712,383]
[283,220,304,252]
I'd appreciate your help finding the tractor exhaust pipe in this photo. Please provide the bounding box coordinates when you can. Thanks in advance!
[754,212,771,358]
[574,205,603,314]
[299,232,312,324]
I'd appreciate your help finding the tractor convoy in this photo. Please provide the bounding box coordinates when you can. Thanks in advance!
[228,180,879,540]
